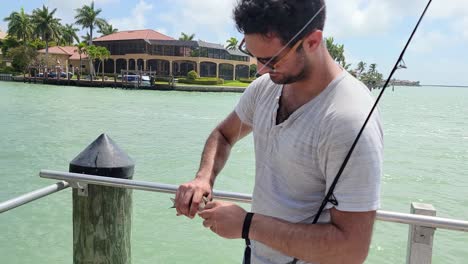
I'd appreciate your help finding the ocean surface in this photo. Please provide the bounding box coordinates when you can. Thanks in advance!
[0,82,466,263]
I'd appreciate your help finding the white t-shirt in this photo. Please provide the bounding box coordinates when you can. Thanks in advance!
[235,71,383,264]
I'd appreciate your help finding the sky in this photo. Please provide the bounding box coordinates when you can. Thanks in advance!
[1,0,467,85]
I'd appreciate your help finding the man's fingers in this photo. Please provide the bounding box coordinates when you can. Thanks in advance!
[202,219,213,228]
[179,189,194,217]
[203,201,217,210]
[189,191,203,217]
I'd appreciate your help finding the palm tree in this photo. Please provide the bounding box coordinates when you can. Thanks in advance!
[225,37,238,50]
[3,8,33,44]
[31,5,61,72]
[60,24,79,46]
[356,61,367,76]
[179,32,195,41]
[87,45,110,83]
[75,42,87,80]
[97,22,118,36]
[75,1,106,77]
[369,63,377,74]
[74,1,107,46]
[81,33,91,44]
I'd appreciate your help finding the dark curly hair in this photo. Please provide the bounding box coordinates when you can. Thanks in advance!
[233,0,326,46]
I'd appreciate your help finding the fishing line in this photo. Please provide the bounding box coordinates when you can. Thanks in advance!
[312,0,434,224]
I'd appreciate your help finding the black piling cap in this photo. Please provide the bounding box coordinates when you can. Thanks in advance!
[69,134,135,179]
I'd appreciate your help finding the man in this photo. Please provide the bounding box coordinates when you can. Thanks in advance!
[175,0,383,263]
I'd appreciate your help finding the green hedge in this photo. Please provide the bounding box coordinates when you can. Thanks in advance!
[0,66,18,74]
[238,78,256,84]
[178,77,224,85]
[155,76,172,82]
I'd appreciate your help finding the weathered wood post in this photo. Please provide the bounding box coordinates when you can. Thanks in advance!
[406,203,437,264]
[70,134,134,264]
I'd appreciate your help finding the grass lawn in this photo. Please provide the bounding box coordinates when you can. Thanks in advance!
[220,80,250,87]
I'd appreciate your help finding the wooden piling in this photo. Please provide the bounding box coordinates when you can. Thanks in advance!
[70,134,134,264]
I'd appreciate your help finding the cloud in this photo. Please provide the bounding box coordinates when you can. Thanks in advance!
[158,0,239,44]
[108,0,153,31]
[325,0,468,40]
[325,0,421,38]
[409,30,450,54]
[46,0,119,25]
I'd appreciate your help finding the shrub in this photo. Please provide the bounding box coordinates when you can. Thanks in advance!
[187,70,198,80]
[238,78,256,84]
[178,77,224,85]
[154,76,172,82]
[0,66,17,74]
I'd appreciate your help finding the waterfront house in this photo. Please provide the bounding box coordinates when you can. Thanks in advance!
[37,46,89,75]
[92,29,253,80]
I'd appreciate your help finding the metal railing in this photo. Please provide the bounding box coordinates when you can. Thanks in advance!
[0,181,69,213]
[1,169,467,264]
[37,169,468,232]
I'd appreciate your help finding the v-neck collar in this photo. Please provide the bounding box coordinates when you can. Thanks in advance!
[271,70,348,128]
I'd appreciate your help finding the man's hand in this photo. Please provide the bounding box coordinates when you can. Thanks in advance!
[198,201,247,239]
[175,177,212,218]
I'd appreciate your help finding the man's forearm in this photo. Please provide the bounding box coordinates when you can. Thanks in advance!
[249,213,372,264]
[196,128,233,186]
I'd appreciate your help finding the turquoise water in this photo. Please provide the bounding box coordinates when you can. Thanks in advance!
[0,82,466,263]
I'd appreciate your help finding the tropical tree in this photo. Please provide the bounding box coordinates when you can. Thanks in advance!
[249,64,257,78]
[31,5,61,71]
[325,37,351,70]
[74,1,107,46]
[226,37,238,50]
[360,63,383,90]
[7,45,38,73]
[3,8,33,44]
[75,42,87,80]
[60,24,79,46]
[179,32,195,41]
[81,33,91,44]
[1,36,20,55]
[97,22,118,36]
[86,45,110,82]
[75,1,107,77]
[355,61,367,77]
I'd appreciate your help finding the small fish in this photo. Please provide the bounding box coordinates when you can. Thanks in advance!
[170,196,210,211]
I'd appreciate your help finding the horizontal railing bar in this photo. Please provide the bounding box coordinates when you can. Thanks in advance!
[40,170,468,232]
[0,181,69,214]
[40,170,251,203]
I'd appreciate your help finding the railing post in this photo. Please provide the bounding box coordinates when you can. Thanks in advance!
[70,134,134,264]
[406,203,436,264]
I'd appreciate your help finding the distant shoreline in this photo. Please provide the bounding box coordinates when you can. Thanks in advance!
[422,84,468,88]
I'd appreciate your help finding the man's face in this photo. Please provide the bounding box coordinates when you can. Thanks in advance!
[243,34,310,85]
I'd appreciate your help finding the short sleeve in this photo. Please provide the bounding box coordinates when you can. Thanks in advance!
[234,78,262,126]
[318,110,384,212]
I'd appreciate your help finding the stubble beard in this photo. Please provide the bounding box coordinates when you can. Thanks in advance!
[269,57,310,85]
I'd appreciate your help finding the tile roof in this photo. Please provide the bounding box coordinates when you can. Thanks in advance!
[93,29,174,42]
[38,46,88,60]
[226,49,248,56]
[197,40,224,49]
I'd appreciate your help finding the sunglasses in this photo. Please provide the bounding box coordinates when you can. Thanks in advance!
[238,38,304,69]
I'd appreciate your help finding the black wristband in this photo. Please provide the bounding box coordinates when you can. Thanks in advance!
[242,212,254,240]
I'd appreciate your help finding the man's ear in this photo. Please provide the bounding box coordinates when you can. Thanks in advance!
[303,30,323,53]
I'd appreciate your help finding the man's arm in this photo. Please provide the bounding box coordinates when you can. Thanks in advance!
[250,208,375,264]
[175,111,252,218]
[199,202,375,264]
